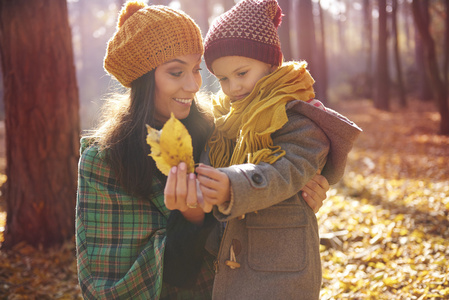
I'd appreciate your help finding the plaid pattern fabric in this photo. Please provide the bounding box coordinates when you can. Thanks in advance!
[76,138,214,299]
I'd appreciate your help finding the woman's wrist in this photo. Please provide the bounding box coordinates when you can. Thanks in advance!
[180,207,205,226]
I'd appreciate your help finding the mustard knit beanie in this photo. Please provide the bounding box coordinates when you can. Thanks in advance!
[104,1,204,87]
[204,0,283,73]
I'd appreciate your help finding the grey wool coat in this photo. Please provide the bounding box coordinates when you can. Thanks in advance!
[202,100,362,300]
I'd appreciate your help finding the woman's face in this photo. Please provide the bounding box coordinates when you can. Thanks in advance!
[154,53,203,124]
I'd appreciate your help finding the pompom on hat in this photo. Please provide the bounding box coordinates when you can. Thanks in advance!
[104,1,204,87]
[204,0,283,73]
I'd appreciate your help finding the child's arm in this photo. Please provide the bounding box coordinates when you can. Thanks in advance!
[196,167,329,214]
[199,113,329,221]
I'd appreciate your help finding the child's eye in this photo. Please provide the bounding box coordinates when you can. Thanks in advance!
[170,71,183,77]
[218,77,227,82]
[194,67,202,73]
[237,71,247,77]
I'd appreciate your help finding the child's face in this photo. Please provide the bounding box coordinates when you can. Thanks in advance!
[212,56,277,102]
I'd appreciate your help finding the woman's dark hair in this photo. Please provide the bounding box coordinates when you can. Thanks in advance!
[87,70,213,199]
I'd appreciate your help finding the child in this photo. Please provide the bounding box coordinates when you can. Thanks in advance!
[194,0,362,298]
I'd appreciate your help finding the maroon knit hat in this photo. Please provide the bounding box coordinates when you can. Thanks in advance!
[204,0,283,73]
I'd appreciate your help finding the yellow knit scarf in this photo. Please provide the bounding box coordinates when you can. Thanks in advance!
[208,61,315,168]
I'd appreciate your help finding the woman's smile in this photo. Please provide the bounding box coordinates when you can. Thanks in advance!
[173,98,193,105]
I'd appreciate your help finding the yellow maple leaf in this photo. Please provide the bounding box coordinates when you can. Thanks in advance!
[146,113,195,176]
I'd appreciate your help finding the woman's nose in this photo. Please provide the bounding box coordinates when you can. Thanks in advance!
[184,73,201,93]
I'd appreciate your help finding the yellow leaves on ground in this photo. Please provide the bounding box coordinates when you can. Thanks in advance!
[319,186,449,299]
[0,99,448,299]
[0,241,81,299]
[318,99,449,300]
[0,211,5,244]
[146,113,194,175]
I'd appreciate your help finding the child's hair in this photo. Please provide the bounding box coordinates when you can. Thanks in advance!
[204,0,283,73]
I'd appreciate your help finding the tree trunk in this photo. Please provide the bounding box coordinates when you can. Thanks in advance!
[413,0,433,102]
[444,1,449,90]
[392,0,406,107]
[315,0,328,103]
[296,0,322,98]
[0,0,80,249]
[296,0,316,65]
[412,0,449,135]
[337,2,346,54]
[403,1,413,51]
[0,70,3,117]
[363,0,373,99]
[374,0,390,111]
[278,0,292,61]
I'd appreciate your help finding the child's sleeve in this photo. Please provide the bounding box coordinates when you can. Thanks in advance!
[213,113,329,221]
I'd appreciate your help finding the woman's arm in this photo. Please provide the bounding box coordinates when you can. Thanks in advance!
[162,162,218,288]
[301,172,329,213]
[163,210,217,288]
[76,145,167,299]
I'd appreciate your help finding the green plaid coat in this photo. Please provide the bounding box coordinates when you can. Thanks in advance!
[76,138,215,299]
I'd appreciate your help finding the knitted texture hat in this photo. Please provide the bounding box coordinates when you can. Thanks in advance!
[104,1,204,87]
[204,0,283,73]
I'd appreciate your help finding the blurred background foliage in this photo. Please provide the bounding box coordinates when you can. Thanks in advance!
[54,0,448,130]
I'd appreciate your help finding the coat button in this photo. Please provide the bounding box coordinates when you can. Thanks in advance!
[251,173,263,184]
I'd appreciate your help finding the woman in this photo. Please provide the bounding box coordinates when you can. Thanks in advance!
[75,1,328,299]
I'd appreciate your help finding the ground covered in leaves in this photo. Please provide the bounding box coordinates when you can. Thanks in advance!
[0,99,448,299]
[318,99,449,299]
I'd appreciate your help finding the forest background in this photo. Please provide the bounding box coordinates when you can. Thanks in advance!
[0,0,448,299]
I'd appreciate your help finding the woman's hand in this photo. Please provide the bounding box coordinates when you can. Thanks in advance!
[196,164,231,208]
[164,162,208,225]
[301,172,329,213]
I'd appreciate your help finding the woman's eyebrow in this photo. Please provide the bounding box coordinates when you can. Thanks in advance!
[163,57,202,65]
[164,58,187,65]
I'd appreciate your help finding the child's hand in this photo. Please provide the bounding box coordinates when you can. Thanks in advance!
[195,179,213,213]
[196,164,231,207]
[301,172,329,213]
